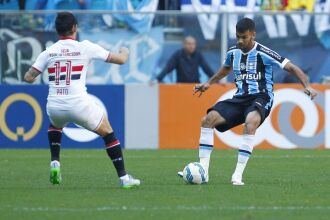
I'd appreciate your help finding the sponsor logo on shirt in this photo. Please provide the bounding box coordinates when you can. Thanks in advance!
[235,72,262,81]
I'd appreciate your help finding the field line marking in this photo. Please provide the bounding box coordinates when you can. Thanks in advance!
[1,155,330,159]
[2,205,330,212]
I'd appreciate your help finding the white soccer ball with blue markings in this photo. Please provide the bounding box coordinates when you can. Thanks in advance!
[183,162,207,184]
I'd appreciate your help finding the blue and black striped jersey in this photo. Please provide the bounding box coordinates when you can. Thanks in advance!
[223,42,289,101]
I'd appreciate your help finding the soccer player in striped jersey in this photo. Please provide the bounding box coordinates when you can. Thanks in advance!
[24,12,140,188]
[179,17,317,185]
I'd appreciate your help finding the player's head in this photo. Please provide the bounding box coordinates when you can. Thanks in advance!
[183,36,197,54]
[236,18,256,52]
[55,12,78,37]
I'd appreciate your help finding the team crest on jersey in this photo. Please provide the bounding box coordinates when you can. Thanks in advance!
[240,63,246,70]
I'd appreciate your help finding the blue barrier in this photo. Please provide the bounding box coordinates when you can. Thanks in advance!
[0,85,125,148]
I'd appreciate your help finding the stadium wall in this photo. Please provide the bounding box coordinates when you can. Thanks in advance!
[159,84,329,150]
[0,84,328,149]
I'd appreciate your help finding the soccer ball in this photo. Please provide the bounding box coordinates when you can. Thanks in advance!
[183,162,207,184]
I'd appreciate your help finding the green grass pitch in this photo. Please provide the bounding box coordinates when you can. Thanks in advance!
[1,149,330,220]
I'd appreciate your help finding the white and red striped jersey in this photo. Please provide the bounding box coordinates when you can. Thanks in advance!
[32,38,109,109]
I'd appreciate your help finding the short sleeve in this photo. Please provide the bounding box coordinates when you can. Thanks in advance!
[223,50,233,67]
[258,45,290,69]
[277,58,290,69]
[269,53,289,69]
[32,50,48,72]
[83,40,110,61]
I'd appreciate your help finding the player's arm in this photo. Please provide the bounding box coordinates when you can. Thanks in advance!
[284,62,317,100]
[24,67,41,83]
[24,50,48,83]
[193,66,232,97]
[106,47,129,64]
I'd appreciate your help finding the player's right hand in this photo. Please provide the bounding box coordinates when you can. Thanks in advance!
[193,83,210,97]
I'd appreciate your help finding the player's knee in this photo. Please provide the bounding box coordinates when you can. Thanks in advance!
[201,111,218,128]
[95,118,113,137]
[244,121,259,134]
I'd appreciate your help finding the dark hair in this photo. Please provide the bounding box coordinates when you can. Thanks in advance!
[55,12,78,36]
[236,18,255,33]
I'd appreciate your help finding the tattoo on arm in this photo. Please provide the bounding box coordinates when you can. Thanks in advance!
[24,67,41,83]
[30,68,40,78]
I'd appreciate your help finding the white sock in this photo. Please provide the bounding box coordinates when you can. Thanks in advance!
[234,134,254,176]
[199,127,214,171]
[50,160,60,168]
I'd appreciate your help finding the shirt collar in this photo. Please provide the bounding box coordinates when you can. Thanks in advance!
[59,36,75,40]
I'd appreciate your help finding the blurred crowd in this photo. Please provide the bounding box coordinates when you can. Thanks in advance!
[0,0,322,12]
[0,0,328,84]
[0,0,323,31]
[259,0,316,11]
[1,0,180,10]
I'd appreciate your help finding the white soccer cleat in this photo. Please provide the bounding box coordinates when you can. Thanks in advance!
[231,173,244,186]
[177,171,183,177]
[120,175,140,189]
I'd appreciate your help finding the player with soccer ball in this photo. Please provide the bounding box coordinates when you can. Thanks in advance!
[179,18,317,185]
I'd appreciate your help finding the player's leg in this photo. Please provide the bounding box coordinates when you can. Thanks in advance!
[47,108,67,185]
[68,99,139,188]
[200,99,245,175]
[231,110,261,185]
[178,110,227,180]
[48,125,62,163]
[178,99,245,180]
[198,110,226,173]
[94,116,140,188]
[48,124,63,184]
[231,95,272,185]
[94,117,126,178]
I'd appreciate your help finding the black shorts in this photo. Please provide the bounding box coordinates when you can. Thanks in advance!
[208,93,273,132]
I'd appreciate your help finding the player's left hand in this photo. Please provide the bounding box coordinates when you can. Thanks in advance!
[304,86,317,100]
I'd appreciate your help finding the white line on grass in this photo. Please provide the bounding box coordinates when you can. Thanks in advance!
[1,154,330,159]
[127,155,330,159]
[2,205,330,212]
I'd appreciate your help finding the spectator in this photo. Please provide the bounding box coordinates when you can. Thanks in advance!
[36,0,86,30]
[285,0,315,12]
[260,0,285,10]
[154,36,214,83]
